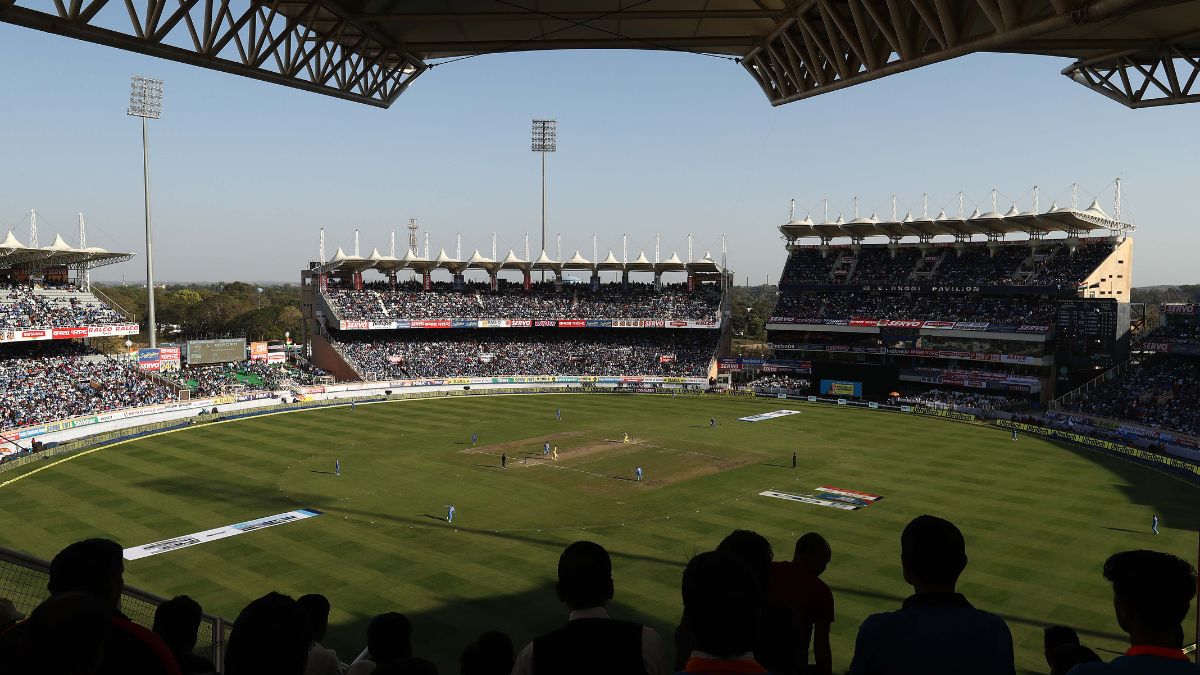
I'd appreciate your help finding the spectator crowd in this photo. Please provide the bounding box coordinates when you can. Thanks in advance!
[1060,355,1200,437]
[0,342,176,432]
[2,517,1196,675]
[325,283,720,323]
[772,292,1056,326]
[333,330,718,380]
[0,282,126,329]
[169,361,318,397]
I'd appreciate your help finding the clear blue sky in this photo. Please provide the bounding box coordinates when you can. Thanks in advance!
[1,24,1197,285]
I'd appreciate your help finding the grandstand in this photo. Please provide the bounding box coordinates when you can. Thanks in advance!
[300,240,731,385]
[755,188,1137,408]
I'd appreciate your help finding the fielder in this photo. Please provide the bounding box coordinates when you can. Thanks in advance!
[447,505,456,523]
[634,466,643,482]
[335,459,341,476]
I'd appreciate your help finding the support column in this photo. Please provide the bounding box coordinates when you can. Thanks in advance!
[523,270,531,291]
[490,272,498,291]
[422,271,431,291]
[591,271,600,291]
[453,273,465,291]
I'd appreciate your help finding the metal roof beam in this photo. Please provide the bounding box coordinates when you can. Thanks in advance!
[358,9,788,23]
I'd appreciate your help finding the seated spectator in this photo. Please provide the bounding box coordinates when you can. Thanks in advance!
[849,515,1014,674]
[770,533,834,675]
[347,612,414,675]
[0,597,22,633]
[459,630,514,675]
[512,540,667,675]
[677,550,766,675]
[224,592,311,675]
[153,595,217,675]
[0,591,109,675]
[1051,645,1101,674]
[1068,550,1199,673]
[1044,626,1081,667]
[297,593,347,675]
[0,538,181,675]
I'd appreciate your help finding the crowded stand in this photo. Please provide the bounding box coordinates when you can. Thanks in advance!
[1059,355,1200,437]
[0,342,175,432]
[779,247,837,283]
[332,329,717,379]
[170,361,319,396]
[850,247,921,282]
[899,388,1025,410]
[4,521,1194,675]
[746,375,812,393]
[323,282,720,322]
[0,282,126,328]
[771,292,1056,325]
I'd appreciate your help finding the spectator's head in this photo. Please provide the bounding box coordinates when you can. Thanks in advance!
[1043,625,1080,672]
[0,598,23,631]
[1102,550,1197,645]
[555,541,614,610]
[47,538,124,610]
[1047,644,1101,675]
[153,595,203,656]
[367,612,414,664]
[900,515,967,592]
[296,594,331,643]
[374,656,439,675]
[716,529,773,594]
[681,550,760,659]
[224,592,311,675]
[792,532,831,576]
[14,592,109,675]
[459,630,514,675]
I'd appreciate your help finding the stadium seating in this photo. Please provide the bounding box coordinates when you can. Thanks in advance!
[323,282,720,323]
[169,362,320,396]
[331,329,717,380]
[771,292,1056,325]
[0,342,176,432]
[1059,355,1200,436]
[0,282,126,328]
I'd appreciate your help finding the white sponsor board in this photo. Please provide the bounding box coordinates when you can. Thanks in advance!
[738,409,801,422]
[759,490,859,510]
[124,509,322,560]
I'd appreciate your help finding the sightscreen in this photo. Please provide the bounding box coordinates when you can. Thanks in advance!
[187,338,247,365]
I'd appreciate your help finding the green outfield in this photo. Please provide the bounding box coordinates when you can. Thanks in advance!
[1,393,1198,674]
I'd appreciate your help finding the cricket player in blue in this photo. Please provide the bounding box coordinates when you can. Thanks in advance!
[634,466,643,482]
[1152,514,1159,534]
[1011,428,1018,441]
[335,459,341,476]
[544,441,550,456]
[556,408,561,421]
[447,505,456,523]
[472,432,478,445]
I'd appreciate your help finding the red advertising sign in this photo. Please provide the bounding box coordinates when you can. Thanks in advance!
[668,321,688,327]
[21,330,46,338]
[412,320,451,329]
[341,321,369,330]
[557,320,586,328]
[511,319,533,327]
[879,320,923,328]
[52,327,89,339]
[849,319,878,327]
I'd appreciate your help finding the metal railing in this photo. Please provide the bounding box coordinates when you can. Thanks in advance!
[0,545,229,665]
[1052,356,1138,409]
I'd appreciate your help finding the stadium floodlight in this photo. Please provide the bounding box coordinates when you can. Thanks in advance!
[128,75,163,347]
[532,119,556,280]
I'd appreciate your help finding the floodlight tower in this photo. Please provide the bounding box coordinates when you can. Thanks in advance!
[531,119,556,280]
[128,75,163,347]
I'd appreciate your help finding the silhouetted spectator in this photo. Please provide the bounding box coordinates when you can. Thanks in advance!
[716,530,797,675]
[347,612,414,675]
[298,593,347,675]
[460,630,514,675]
[849,515,1014,675]
[153,595,217,675]
[0,597,22,633]
[1044,626,1081,672]
[770,533,834,675]
[512,540,667,675]
[224,592,311,675]
[0,591,109,675]
[1068,550,1199,673]
[1049,644,1101,674]
[0,538,182,675]
[678,550,766,674]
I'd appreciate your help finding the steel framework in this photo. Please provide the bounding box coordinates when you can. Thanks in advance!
[0,0,426,107]
[741,0,1199,107]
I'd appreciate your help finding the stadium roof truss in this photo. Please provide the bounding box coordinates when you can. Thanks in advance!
[780,198,1133,242]
[0,231,133,271]
[2,0,1196,109]
[317,245,718,275]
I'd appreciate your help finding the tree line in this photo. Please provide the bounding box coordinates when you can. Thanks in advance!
[95,282,303,344]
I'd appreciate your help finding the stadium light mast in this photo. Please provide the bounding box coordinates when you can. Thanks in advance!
[531,119,556,281]
[128,75,163,348]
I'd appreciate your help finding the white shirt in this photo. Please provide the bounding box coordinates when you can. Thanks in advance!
[510,607,668,675]
[305,642,347,675]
